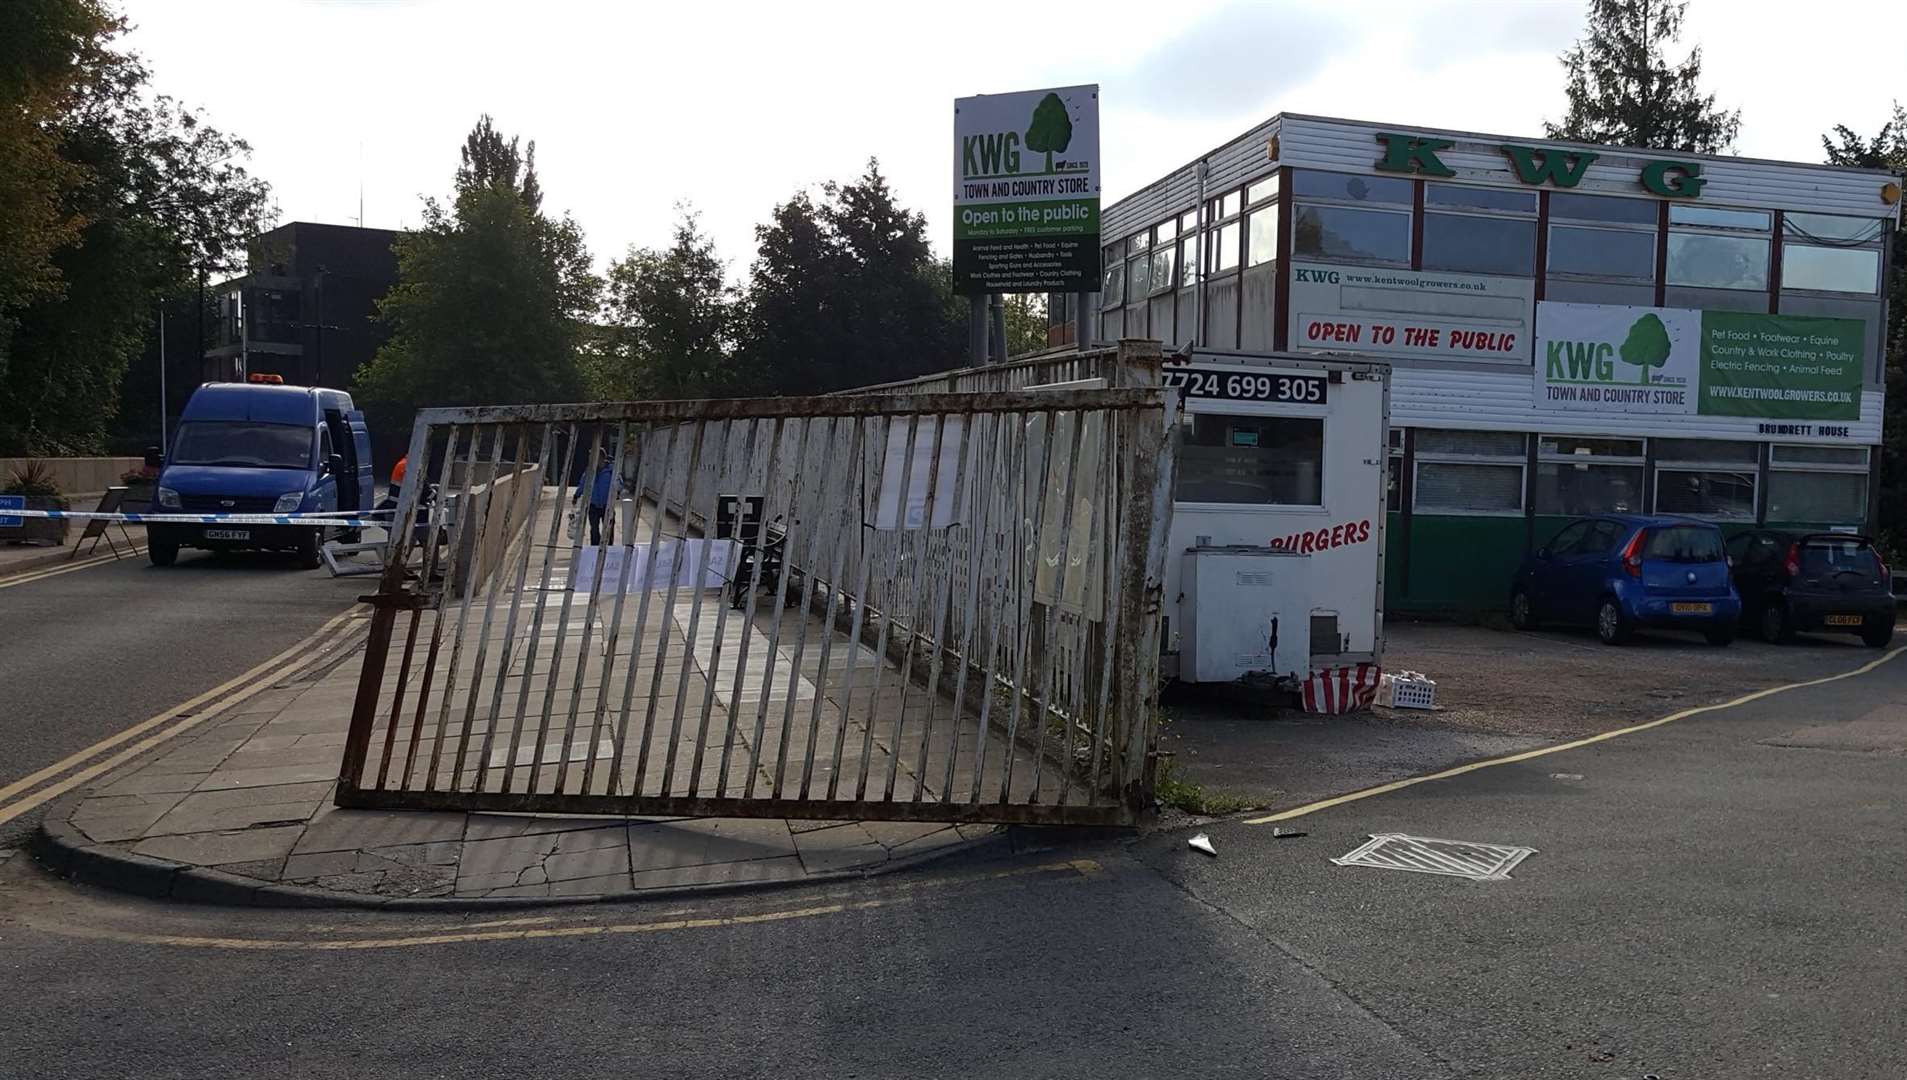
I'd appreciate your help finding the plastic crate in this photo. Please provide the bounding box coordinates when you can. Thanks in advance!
[1378,672,1437,710]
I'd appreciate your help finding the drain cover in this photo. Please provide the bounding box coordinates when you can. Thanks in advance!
[1332,833,1535,881]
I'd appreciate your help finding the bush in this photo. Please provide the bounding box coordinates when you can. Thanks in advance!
[4,461,64,499]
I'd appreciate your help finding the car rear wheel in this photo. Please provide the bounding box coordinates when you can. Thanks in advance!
[1509,588,1535,631]
[1705,624,1736,646]
[1759,602,1793,644]
[1595,598,1631,645]
[1862,625,1894,649]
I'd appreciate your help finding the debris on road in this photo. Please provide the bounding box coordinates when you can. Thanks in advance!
[1188,833,1217,856]
[1271,827,1307,839]
[1551,772,1585,781]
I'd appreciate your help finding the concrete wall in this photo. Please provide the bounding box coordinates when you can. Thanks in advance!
[0,457,144,495]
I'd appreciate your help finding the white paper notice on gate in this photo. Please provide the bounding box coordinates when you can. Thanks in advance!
[871,417,965,530]
[571,540,737,593]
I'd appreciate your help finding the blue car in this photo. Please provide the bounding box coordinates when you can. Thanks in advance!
[1510,514,1741,646]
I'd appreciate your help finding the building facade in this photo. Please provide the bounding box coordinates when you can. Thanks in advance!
[203,221,402,390]
[1064,114,1902,614]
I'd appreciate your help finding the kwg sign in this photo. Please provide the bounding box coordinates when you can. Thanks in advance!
[1374,132,1707,197]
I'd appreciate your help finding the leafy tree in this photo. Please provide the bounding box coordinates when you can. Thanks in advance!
[595,206,741,400]
[1023,92,1073,173]
[1821,104,1907,552]
[355,116,599,421]
[738,159,964,395]
[1543,0,1741,153]
[1003,293,1049,356]
[1,6,274,455]
[1618,313,1671,384]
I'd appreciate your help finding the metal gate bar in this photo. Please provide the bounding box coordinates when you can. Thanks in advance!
[337,388,1175,825]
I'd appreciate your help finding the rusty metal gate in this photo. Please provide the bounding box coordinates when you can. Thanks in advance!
[336,389,1176,824]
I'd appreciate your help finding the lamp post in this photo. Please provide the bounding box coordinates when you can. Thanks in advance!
[157,299,168,447]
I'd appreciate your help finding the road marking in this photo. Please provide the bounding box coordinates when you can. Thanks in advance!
[0,608,365,825]
[1245,645,1907,826]
[0,547,146,589]
[26,859,1102,952]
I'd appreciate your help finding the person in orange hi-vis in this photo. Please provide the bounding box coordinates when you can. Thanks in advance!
[390,454,408,491]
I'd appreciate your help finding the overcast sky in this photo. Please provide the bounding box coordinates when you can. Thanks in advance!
[121,0,1898,277]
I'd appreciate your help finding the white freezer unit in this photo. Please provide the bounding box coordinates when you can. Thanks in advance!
[1180,546,1312,683]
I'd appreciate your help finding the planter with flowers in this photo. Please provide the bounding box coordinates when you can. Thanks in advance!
[1,462,70,546]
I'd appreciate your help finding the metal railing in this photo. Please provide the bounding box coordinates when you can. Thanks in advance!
[336,386,1177,825]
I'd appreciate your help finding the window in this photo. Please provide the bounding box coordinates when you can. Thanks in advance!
[1767,444,1869,523]
[1246,175,1279,207]
[1413,429,1526,515]
[1212,220,1241,272]
[1424,184,1535,213]
[1293,205,1410,263]
[1549,225,1655,280]
[1129,230,1150,252]
[1180,210,1199,235]
[1422,212,1535,276]
[1128,251,1151,296]
[1550,193,1657,225]
[170,422,313,469]
[1175,414,1323,505]
[1246,209,1279,267]
[1781,245,1880,294]
[1543,520,1591,554]
[1785,213,1886,244]
[1535,436,1645,515]
[1155,219,1177,244]
[1796,536,1882,577]
[1100,259,1124,307]
[1666,233,1769,290]
[1150,243,1177,293]
[1643,525,1724,562]
[1654,439,1757,520]
[1579,518,1627,554]
[1219,190,1241,219]
[1666,204,1772,291]
[1291,170,1412,204]
[1179,232,1200,285]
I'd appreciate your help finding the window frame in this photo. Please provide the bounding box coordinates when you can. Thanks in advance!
[1172,405,1329,512]
[1651,451,1759,522]
[1420,207,1538,277]
[1533,435,1648,516]
[1292,203,1412,267]
[1546,222,1658,284]
[1764,443,1870,524]
[1665,206,1774,292]
[1778,243,1882,296]
[1411,429,1529,518]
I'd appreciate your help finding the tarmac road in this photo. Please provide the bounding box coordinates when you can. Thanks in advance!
[0,549,365,849]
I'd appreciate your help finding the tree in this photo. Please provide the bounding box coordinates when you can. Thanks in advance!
[1023,92,1073,174]
[1821,103,1907,552]
[1619,313,1671,384]
[738,159,965,395]
[1543,0,1741,153]
[0,6,274,455]
[355,116,599,419]
[1003,293,1049,356]
[595,206,740,400]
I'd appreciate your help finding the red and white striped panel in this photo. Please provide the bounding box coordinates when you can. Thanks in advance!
[1301,663,1380,715]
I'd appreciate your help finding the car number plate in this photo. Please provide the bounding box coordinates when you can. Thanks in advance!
[1824,614,1863,626]
[1670,602,1713,614]
[204,528,250,541]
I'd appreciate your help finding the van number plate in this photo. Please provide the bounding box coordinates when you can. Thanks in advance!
[205,528,250,540]
[1163,367,1328,404]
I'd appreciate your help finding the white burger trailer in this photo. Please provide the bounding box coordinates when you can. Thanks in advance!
[845,340,1391,689]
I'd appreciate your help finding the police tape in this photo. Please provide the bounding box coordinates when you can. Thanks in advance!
[0,508,403,528]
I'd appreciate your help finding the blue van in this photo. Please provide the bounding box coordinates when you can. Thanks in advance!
[149,378,375,568]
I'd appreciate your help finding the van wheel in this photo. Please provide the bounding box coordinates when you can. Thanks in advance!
[1595,598,1631,645]
[148,538,178,567]
[1759,602,1793,644]
[1509,588,1536,631]
[295,529,323,570]
[1862,626,1894,649]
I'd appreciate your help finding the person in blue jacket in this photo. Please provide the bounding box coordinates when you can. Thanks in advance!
[572,452,616,545]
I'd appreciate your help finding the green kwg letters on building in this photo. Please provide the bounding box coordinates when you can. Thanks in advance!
[1640,160,1706,197]
[1374,132,1456,177]
[1499,144,1599,187]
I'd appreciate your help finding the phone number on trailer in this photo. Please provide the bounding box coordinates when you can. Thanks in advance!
[1162,368,1328,404]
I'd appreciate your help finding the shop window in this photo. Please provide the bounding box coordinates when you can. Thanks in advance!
[1246,175,1279,207]
[1127,252,1151,296]
[1129,230,1150,253]
[1781,245,1880,294]
[1669,205,1771,231]
[1156,219,1177,244]
[1548,225,1655,281]
[1653,436,1759,520]
[1150,244,1177,294]
[1180,233,1200,285]
[1174,414,1323,506]
[1424,184,1536,214]
[1549,192,1657,225]
[1291,170,1412,205]
[1293,205,1409,264]
[1666,233,1769,290]
[1534,436,1646,515]
[1766,444,1870,523]
[1413,429,1526,515]
[1100,260,1124,308]
[1247,209,1279,267]
[1654,438,1757,464]
[1219,190,1242,219]
[1180,209,1199,235]
[1422,213,1535,276]
[1212,220,1241,273]
[1783,213,1885,244]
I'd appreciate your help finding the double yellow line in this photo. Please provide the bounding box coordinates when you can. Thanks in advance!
[0,546,145,590]
[0,607,367,828]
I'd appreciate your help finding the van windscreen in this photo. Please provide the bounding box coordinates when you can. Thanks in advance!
[171,421,312,468]
[1642,525,1723,563]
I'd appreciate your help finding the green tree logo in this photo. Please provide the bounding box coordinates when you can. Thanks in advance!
[1618,313,1671,384]
[1024,93,1073,173]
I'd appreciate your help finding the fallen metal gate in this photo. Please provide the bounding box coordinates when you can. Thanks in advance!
[336,389,1176,825]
